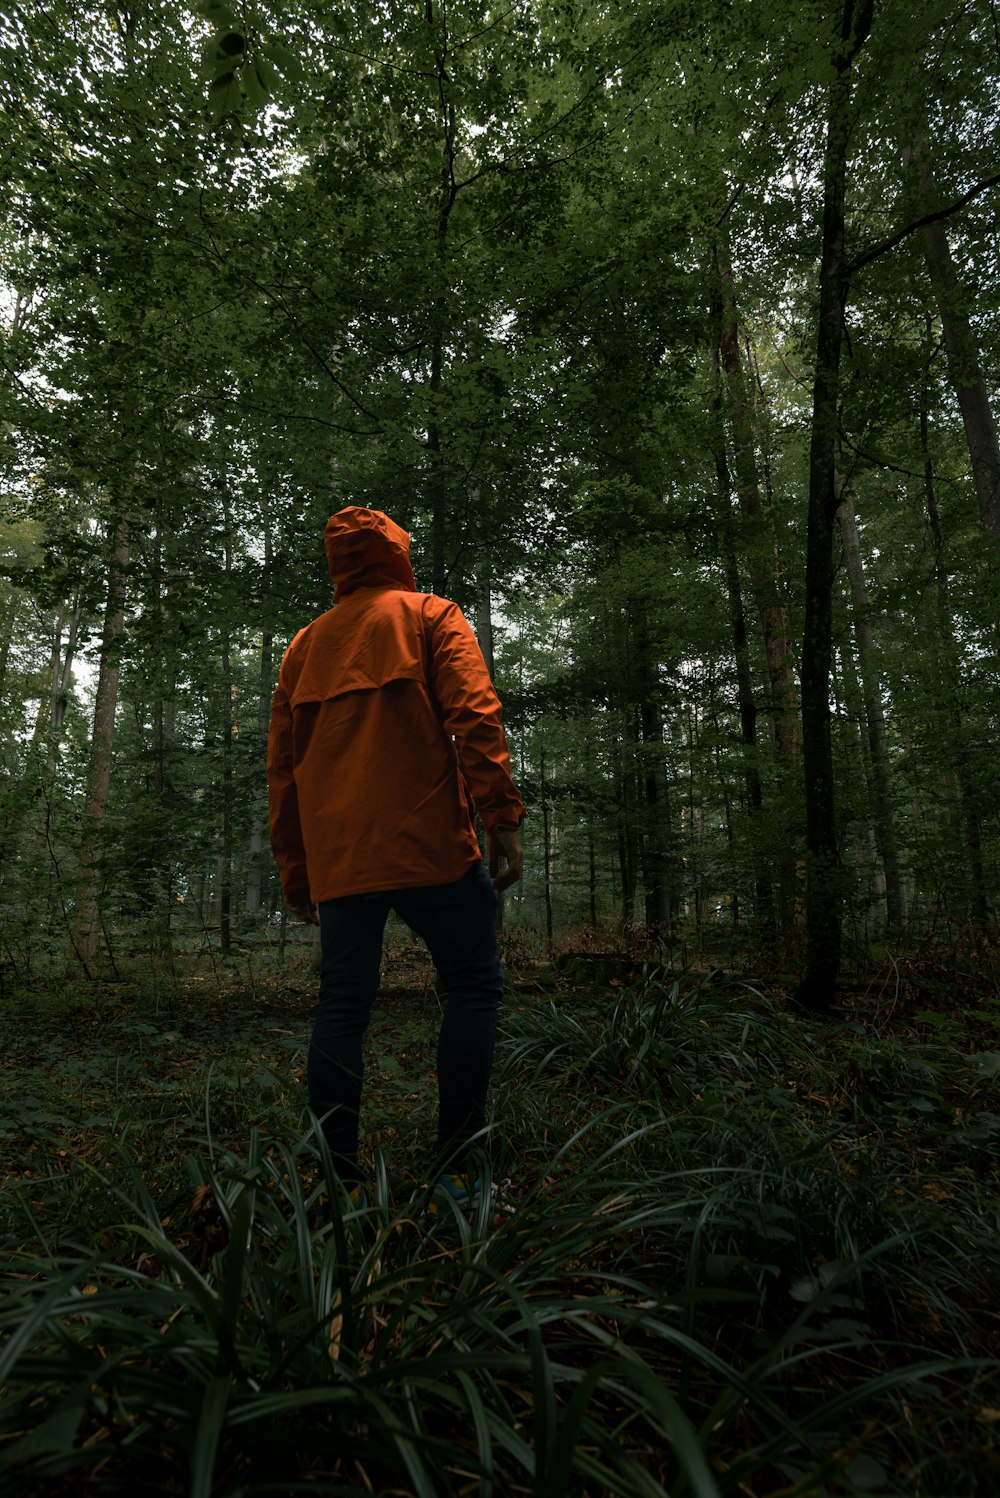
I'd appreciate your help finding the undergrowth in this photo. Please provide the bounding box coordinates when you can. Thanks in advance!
[1,957,999,1495]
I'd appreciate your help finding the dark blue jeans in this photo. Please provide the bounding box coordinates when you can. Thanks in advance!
[309,861,503,1186]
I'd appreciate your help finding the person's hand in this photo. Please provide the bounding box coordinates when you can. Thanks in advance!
[286,893,319,926]
[489,827,523,892]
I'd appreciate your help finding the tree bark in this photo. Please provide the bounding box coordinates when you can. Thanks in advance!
[0,588,18,699]
[921,404,990,923]
[633,603,673,935]
[245,489,275,914]
[539,748,554,943]
[905,140,1000,544]
[835,487,907,929]
[74,506,131,965]
[710,348,775,937]
[714,236,800,760]
[219,489,235,957]
[793,0,874,1013]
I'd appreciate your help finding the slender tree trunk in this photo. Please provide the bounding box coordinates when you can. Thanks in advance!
[836,634,888,927]
[245,490,275,914]
[219,491,235,957]
[793,0,873,1013]
[539,749,553,943]
[74,505,131,965]
[615,709,638,927]
[31,602,66,749]
[46,594,82,774]
[426,0,456,595]
[921,405,990,923]
[835,487,907,929]
[244,631,273,915]
[905,139,1000,544]
[633,604,672,934]
[0,589,18,699]
[714,236,800,760]
[710,349,775,938]
[476,582,495,680]
[475,574,506,930]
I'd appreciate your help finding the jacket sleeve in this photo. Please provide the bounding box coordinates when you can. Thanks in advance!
[428,602,526,831]
[266,672,310,900]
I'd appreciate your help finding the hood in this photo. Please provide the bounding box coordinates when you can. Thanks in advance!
[324,506,417,601]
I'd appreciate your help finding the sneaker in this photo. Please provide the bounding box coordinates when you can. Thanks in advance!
[313,1182,369,1230]
[432,1171,482,1210]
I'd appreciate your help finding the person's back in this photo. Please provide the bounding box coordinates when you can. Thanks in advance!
[267,506,524,1205]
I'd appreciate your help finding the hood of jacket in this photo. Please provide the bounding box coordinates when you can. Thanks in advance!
[324,506,417,601]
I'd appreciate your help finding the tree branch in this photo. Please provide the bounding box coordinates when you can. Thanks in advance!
[847,170,1000,276]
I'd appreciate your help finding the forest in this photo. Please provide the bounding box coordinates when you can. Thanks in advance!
[1,0,999,1494]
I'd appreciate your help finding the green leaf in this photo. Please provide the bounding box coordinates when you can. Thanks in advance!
[264,39,305,82]
[196,0,235,21]
[208,71,242,123]
[243,63,270,108]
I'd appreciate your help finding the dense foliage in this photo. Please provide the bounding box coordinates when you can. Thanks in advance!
[1,8,998,978]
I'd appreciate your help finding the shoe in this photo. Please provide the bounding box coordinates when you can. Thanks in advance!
[432,1171,482,1210]
[313,1182,369,1231]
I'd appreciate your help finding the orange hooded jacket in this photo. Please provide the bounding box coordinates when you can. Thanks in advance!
[267,507,526,904]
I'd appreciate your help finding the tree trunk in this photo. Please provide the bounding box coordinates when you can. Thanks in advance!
[921,405,990,923]
[46,594,82,775]
[244,630,274,915]
[219,490,235,957]
[615,710,639,928]
[835,487,907,929]
[905,140,1000,544]
[0,588,18,699]
[633,604,673,935]
[245,489,275,915]
[793,0,873,1014]
[539,749,554,943]
[710,349,775,938]
[425,0,457,595]
[74,506,131,965]
[835,635,888,928]
[714,235,800,760]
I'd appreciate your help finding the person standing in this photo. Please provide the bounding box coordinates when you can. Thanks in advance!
[267,507,525,1205]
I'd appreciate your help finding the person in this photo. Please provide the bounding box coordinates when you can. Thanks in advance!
[267,506,525,1208]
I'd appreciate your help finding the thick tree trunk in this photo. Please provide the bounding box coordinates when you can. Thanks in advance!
[793,0,874,1013]
[74,507,131,965]
[835,488,907,929]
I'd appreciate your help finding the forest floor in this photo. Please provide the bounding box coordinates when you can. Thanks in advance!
[2,929,1000,1495]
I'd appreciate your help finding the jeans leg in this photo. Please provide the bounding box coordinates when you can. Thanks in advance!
[311,894,389,1185]
[395,863,503,1170]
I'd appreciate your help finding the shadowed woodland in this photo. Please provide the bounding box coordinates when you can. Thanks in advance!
[2,0,1000,1492]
